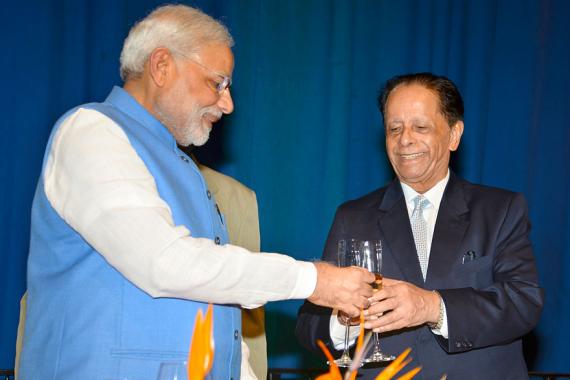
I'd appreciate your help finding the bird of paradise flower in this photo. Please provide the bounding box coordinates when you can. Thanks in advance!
[187,304,215,380]
[316,311,422,380]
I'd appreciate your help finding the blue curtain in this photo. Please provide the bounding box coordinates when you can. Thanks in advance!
[1,0,569,372]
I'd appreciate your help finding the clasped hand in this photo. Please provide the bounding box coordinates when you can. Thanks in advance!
[339,278,440,332]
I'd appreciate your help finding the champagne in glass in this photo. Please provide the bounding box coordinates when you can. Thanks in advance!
[373,273,383,290]
[360,240,395,363]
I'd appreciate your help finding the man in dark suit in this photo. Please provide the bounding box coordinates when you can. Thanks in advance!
[295,73,544,379]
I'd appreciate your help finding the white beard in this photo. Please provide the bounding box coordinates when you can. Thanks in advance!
[178,112,211,147]
[154,87,217,147]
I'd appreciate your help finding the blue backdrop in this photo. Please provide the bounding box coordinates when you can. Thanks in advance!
[1,0,569,373]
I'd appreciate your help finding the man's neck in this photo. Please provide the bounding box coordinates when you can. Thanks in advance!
[123,79,158,118]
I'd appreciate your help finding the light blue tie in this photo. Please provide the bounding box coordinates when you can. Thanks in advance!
[411,195,430,280]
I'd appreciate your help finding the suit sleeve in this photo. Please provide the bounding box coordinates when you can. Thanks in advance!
[295,208,347,357]
[437,193,544,352]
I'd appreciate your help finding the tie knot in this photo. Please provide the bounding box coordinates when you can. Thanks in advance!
[412,195,429,215]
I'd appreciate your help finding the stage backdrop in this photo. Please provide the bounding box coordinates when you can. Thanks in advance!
[1,0,569,373]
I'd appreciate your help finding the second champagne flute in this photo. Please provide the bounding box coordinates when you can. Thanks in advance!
[360,240,395,363]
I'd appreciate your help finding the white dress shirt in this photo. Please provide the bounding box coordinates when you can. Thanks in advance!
[330,173,450,349]
[44,108,317,310]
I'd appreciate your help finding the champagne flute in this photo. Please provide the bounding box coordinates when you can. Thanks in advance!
[333,239,360,367]
[360,240,395,363]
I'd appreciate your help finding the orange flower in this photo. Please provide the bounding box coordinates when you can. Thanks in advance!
[348,312,366,380]
[396,366,422,380]
[315,340,342,380]
[374,348,421,380]
[188,304,215,380]
[314,324,420,380]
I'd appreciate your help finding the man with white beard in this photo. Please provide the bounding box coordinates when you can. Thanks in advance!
[19,5,374,379]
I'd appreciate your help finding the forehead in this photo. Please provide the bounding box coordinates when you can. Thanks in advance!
[196,42,234,74]
[385,84,441,118]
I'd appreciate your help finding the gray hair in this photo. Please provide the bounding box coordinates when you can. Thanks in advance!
[119,4,234,81]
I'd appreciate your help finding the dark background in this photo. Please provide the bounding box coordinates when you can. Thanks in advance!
[1,0,569,372]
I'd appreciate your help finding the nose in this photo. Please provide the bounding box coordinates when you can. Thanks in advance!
[399,125,414,146]
[217,88,234,114]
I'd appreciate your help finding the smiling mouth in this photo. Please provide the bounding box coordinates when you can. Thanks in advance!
[400,152,425,160]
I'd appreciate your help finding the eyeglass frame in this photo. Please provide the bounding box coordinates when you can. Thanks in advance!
[172,50,232,94]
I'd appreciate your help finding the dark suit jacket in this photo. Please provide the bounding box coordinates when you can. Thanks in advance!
[296,173,543,379]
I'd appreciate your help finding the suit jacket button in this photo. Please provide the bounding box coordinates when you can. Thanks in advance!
[215,236,221,245]
[234,330,239,340]
[207,190,212,199]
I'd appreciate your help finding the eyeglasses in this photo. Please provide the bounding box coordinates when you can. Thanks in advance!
[174,51,232,94]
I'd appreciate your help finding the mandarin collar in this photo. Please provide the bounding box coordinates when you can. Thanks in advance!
[105,86,177,150]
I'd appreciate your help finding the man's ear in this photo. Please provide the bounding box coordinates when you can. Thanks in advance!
[148,47,174,87]
[449,120,464,151]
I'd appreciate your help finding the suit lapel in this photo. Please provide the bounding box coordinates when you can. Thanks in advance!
[426,173,470,286]
[377,179,425,286]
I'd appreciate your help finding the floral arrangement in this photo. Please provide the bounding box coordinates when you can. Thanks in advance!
[315,312,422,380]
[186,306,423,380]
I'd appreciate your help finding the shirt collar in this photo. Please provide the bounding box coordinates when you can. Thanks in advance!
[400,170,450,211]
[104,86,178,150]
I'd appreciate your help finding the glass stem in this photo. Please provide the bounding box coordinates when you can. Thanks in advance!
[373,332,380,352]
[341,324,351,358]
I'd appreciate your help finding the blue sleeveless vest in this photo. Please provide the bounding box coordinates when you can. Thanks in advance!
[20,87,241,379]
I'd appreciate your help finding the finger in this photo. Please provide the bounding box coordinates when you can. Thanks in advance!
[364,318,383,330]
[363,305,384,318]
[364,297,396,318]
[366,310,402,331]
[363,302,383,316]
[338,304,360,317]
[367,288,396,308]
[372,319,406,333]
[381,277,401,286]
[366,314,379,321]
[368,288,390,303]
[356,295,371,310]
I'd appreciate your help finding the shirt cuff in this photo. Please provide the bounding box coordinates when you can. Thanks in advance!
[329,309,360,350]
[290,261,318,299]
[430,298,449,339]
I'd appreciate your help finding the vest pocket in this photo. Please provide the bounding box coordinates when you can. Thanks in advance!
[110,348,186,360]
